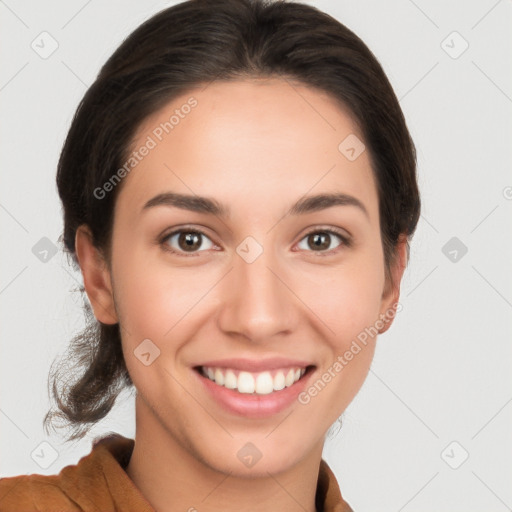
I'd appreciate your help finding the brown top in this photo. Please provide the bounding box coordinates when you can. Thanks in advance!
[0,433,354,511]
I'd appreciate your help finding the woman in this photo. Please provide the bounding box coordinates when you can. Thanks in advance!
[0,0,420,510]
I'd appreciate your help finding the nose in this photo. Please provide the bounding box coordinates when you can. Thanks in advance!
[217,243,299,344]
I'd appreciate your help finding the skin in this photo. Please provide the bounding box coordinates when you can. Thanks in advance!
[76,78,407,512]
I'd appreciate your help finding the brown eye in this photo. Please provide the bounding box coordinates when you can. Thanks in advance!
[297,229,350,254]
[162,229,214,254]
[308,232,331,251]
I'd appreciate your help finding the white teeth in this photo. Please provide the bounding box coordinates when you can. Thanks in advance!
[285,369,295,387]
[201,365,307,395]
[237,371,255,393]
[214,368,224,386]
[255,371,274,395]
[273,371,285,391]
[224,369,237,389]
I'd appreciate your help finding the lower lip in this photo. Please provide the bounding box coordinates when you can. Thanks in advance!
[193,367,314,419]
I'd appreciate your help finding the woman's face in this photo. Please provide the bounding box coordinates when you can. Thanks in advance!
[87,78,404,476]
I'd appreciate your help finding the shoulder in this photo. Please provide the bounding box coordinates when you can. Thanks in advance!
[318,459,355,512]
[0,473,82,510]
[0,433,135,511]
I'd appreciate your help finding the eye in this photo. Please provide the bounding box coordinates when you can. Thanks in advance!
[296,228,351,255]
[159,226,351,257]
[160,227,215,255]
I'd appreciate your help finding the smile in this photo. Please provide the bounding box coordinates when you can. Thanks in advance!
[192,358,316,418]
[200,366,307,395]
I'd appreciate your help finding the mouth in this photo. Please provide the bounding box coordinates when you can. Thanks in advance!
[194,364,315,395]
[191,357,317,418]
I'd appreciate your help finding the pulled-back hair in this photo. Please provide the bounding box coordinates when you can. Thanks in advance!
[44,0,420,441]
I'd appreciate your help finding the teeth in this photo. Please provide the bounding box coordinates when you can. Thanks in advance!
[214,368,224,386]
[224,369,237,389]
[238,371,255,393]
[255,372,274,395]
[201,366,307,395]
[273,371,285,391]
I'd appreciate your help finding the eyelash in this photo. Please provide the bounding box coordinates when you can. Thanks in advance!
[158,225,352,257]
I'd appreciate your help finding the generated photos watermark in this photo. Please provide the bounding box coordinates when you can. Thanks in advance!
[93,97,198,200]
[298,302,402,405]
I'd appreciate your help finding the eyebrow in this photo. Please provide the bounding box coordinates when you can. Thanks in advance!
[141,191,369,219]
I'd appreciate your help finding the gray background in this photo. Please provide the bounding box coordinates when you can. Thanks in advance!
[1,1,511,510]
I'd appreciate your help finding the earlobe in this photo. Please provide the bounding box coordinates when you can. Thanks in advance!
[75,225,118,325]
[378,235,408,335]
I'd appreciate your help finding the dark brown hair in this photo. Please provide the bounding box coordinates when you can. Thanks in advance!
[44,0,420,441]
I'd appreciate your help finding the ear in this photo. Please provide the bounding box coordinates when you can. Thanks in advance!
[378,235,408,335]
[75,224,118,325]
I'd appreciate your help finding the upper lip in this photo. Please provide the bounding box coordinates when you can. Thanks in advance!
[195,357,314,373]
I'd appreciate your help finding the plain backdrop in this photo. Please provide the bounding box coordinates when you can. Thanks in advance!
[1,1,511,511]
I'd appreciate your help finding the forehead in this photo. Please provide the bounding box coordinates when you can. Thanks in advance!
[116,78,378,222]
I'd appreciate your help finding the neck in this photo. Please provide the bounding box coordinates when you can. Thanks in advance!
[126,394,323,512]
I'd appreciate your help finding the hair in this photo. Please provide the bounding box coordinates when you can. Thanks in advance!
[44,0,420,442]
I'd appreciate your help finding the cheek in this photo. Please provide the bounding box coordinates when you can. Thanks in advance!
[109,244,183,339]
[114,266,196,339]
[295,257,385,416]
[301,252,386,345]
